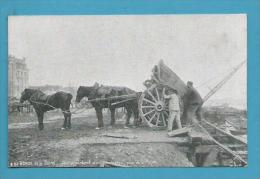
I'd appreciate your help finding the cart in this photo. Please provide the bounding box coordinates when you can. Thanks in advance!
[138,60,189,128]
[84,60,189,129]
[81,60,244,129]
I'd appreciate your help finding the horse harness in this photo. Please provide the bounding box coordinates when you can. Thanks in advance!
[28,91,71,114]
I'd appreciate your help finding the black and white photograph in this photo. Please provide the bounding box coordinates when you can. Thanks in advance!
[8,15,247,167]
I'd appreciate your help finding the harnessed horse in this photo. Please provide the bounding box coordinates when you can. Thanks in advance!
[75,85,139,129]
[20,88,73,130]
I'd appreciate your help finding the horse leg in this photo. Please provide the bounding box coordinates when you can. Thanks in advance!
[62,112,67,129]
[62,109,71,129]
[133,108,140,126]
[66,94,73,129]
[110,107,116,126]
[36,110,44,130]
[125,107,132,126]
[95,107,104,129]
[67,111,72,129]
[130,101,140,127]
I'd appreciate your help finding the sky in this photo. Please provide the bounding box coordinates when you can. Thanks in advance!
[8,15,247,108]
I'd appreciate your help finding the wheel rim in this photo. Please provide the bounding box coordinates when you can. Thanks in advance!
[138,86,169,128]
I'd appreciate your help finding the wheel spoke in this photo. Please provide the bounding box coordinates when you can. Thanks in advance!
[162,88,165,100]
[147,90,157,102]
[161,112,166,126]
[143,98,156,105]
[141,105,155,109]
[149,112,157,123]
[156,113,160,126]
[144,109,156,117]
[139,87,170,128]
[155,87,160,100]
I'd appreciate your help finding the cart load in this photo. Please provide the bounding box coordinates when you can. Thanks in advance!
[151,60,188,98]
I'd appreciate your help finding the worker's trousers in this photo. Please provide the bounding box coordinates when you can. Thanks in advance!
[182,103,203,125]
[168,110,182,131]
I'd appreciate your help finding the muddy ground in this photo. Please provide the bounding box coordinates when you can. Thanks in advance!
[8,110,193,167]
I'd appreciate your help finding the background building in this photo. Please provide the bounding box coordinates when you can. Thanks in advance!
[8,55,29,98]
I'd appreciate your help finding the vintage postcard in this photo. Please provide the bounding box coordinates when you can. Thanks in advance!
[8,15,247,167]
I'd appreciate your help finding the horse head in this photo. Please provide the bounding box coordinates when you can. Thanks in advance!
[76,86,94,103]
[20,88,36,103]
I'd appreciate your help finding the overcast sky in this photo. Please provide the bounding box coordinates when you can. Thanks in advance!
[8,15,247,108]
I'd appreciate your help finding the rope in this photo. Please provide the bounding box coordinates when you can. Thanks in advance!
[196,75,221,89]
[29,98,91,114]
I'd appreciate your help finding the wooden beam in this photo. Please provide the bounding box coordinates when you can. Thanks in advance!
[100,162,127,167]
[201,120,247,145]
[87,94,137,103]
[111,98,135,106]
[168,127,190,137]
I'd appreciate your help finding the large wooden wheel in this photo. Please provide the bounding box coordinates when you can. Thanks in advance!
[138,85,169,128]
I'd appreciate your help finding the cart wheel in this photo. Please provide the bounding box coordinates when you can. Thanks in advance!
[138,86,169,128]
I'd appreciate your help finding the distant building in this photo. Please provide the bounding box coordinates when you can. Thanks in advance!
[8,55,29,98]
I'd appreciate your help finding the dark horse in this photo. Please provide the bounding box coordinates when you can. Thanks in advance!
[76,85,139,129]
[20,88,73,130]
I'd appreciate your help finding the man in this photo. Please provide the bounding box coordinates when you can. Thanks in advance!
[182,81,203,125]
[164,88,182,132]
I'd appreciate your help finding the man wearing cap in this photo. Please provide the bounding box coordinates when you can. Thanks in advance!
[163,89,182,132]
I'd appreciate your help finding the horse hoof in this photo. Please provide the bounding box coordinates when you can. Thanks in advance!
[95,127,101,130]
[123,126,129,129]
[61,127,66,130]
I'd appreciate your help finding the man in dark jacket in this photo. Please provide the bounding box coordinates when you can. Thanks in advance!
[182,81,203,125]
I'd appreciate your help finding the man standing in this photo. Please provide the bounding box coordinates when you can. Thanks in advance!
[164,89,182,132]
[182,81,203,125]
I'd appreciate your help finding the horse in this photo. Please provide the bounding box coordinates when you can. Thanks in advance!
[20,88,73,130]
[75,84,140,129]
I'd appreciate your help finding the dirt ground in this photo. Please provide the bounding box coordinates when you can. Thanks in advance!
[8,110,193,167]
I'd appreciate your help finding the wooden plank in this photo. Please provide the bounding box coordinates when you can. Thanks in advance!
[102,133,137,139]
[225,144,247,149]
[168,127,190,137]
[234,151,248,155]
[201,120,247,145]
[100,162,127,167]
